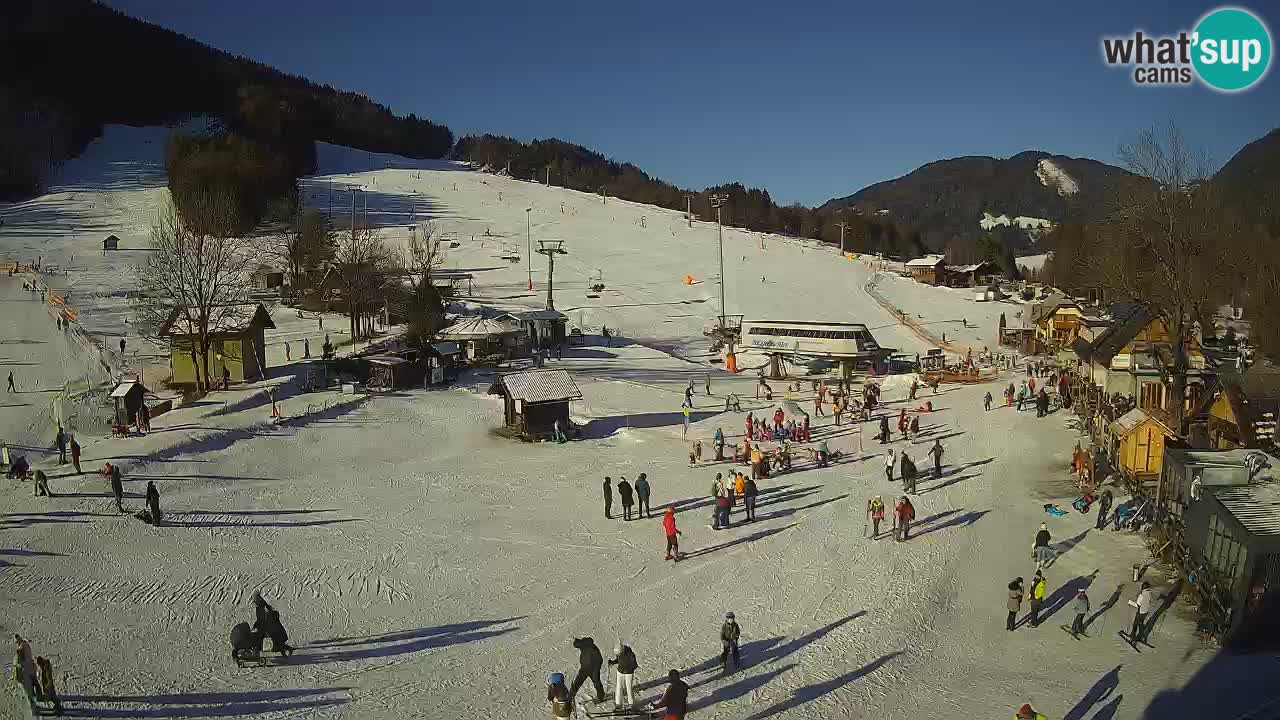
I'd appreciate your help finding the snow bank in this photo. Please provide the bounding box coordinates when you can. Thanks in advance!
[1035,158,1079,197]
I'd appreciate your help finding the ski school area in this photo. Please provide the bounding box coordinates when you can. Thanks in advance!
[0,128,1249,720]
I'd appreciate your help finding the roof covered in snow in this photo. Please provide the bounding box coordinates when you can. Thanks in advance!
[437,316,522,339]
[516,309,568,322]
[1111,408,1175,438]
[156,303,276,337]
[492,369,582,404]
[905,255,945,268]
[1211,482,1280,536]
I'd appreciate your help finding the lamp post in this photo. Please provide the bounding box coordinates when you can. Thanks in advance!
[525,208,533,291]
[836,221,851,256]
[710,194,728,331]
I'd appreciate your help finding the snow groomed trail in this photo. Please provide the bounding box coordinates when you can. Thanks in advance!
[0,129,1219,720]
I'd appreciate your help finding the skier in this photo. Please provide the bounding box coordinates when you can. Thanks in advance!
[1034,522,1055,568]
[867,495,885,538]
[1007,577,1025,631]
[635,473,652,519]
[1070,588,1090,637]
[145,480,162,525]
[719,612,741,670]
[879,415,891,444]
[662,505,682,560]
[927,439,944,477]
[54,424,66,464]
[884,448,896,483]
[569,637,606,703]
[1129,581,1154,643]
[603,476,614,519]
[618,477,635,521]
[108,463,124,513]
[743,475,758,522]
[547,673,573,719]
[608,643,638,708]
[984,391,993,411]
[1016,703,1047,720]
[894,496,915,541]
[1095,489,1114,530]
[652,669,689,720]
[1027,571,1046,627]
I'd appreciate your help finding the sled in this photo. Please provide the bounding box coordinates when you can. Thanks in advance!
[1043,503,1068,517]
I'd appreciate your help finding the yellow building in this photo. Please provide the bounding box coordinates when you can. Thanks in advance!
[1111,408,1178,487]
[158,303,275,387]
[1197,362,1280,450]
[1030,295,1083,353]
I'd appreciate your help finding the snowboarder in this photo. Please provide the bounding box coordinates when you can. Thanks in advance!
[743,475,758,522]
[603,477,614,519]
[927,439,944,477]
[884,448,896,483]
[868,495,886,538]
[1070,589,1090,637]
[618,477,635,521]
[547,672,574,718]
[1007,577,1025,631]
[984,391,993,411]
[569,637,606,703]
[1033,522,1055,568]
[894,496,915,541]
[36,656,62,716]
[54,424,66,464]
[719,612,741,670]
[607,643,638,708]
[652,669,689,720]
[145,480,162,525]
[1129,581,1154,643]
[662,506,682,560]
[1027,571,1046,627]
[1095,489,1114,530]
[636,473,652,518]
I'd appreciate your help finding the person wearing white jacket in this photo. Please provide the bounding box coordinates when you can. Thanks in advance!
[1129,582,1154,641]
[884,449,896,483]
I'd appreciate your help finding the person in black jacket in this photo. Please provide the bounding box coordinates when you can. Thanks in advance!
[251,592,295,657]
[743,476,758,522]
[608,643,638,708]
[144,481,162,525]
[618,478,635,521]
[635,473,652,518]
[603,477,613,519]
[719,612,741,669]
[569,637,605,703]
[879,415,891,444]
[653,669,688,719]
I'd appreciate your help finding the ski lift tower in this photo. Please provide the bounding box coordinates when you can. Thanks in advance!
[536,239,568,310]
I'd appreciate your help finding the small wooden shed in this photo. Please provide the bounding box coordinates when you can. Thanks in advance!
[103,235,120,252]
[365,355,407,391]
[110,379,149,426]
[157,303,276,387]
[489,369,582,441]
[1111,408,1178,489]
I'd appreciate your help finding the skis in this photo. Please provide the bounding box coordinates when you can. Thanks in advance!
[1118,630,1153,649]
[1060,625,1085,640]
[584,705,660,718]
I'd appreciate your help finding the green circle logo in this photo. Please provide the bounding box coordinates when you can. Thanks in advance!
[1192,7,1272,91]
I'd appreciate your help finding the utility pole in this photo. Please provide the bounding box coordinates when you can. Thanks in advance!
[525,208,533,291]
[836,221,851,255]
[685,194,693,228]
[710,194,728,332]
[536,240,568,310]
[545,166,551,186]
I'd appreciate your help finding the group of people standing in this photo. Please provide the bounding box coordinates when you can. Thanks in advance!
[711,471,758,528]
[12,634,62,715]
[602,474,653,521]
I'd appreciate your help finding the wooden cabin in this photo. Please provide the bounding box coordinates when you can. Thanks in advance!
[489,369,582,441]
[158,303,275,387]
[1111,407,1178,490]
[905,255,946,285]
[1195,362,1280,451]
[103,235,120,252]
[109,379,149,427]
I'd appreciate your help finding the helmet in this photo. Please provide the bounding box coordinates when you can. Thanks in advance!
[549,672,564,684]
[725,611,735,619]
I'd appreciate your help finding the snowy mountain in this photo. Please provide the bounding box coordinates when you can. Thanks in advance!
[820,151,1134,250]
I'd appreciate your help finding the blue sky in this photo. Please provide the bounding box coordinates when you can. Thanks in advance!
[107,0,1278,205]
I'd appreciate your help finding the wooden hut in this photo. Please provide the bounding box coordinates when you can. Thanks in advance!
[157,303,276,387]
[109,379,149,426]
[103,235,120,252]
[905,255,946,285]
[517,309,568,351]
[1111,408,1178,491]
[365,355,408,391]
[489,369,582,441]
[437,316,524,362]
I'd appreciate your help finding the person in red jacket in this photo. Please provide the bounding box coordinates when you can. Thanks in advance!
[662,506,683,561]
[894,496,915,542]
[897,409,908,440]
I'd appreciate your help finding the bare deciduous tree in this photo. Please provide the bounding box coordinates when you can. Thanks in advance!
[134,197,262,392]
[400,221,448,344]
[335,222,392,341]
[272,208,334,288]
[1079,123,1239,430]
